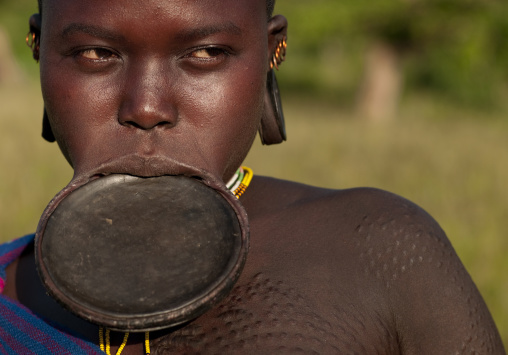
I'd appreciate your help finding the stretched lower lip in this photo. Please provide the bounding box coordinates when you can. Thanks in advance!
[69,154,228,199]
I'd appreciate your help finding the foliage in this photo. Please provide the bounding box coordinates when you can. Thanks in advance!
[275,0,508,108]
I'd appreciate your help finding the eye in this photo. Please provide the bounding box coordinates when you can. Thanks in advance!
[188,47,228,59]
[75,48,117,61]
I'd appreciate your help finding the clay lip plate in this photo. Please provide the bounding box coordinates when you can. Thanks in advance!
[35,174,249,332]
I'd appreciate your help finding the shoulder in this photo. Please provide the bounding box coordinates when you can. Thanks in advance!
[244,175,442,242]
[243,175,453,285]
[244,176,505,353]
[246,174,422,209]
[245,176,466,285]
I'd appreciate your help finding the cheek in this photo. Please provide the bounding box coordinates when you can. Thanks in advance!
[183,66,265,168]
[40,60,119,163]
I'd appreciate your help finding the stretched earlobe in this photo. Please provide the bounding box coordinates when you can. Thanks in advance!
[260,15,288,145]
[30,15,53,143]
[259,70,286,145]
[42,109,56,142]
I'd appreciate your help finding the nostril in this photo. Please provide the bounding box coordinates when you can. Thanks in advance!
[154,120,173,128]
[118,95,178,130]
[122,120,142,129]
[121,119,173,130]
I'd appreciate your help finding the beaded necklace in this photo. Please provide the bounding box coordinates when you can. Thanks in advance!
[226,166,253,199]
[99,167,253,354]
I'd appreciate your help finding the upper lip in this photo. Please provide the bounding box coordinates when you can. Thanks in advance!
[88,154,206,179]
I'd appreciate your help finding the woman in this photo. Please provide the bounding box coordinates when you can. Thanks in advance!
[0,0,505,354]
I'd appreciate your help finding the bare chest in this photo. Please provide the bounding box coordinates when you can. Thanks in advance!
[149,272,400,355]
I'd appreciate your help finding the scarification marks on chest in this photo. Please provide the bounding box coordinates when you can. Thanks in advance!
[152,273,398,354]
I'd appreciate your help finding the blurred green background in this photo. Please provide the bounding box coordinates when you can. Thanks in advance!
[0,0,507,348]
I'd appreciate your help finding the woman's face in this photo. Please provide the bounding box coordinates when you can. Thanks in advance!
[39,0,273,181]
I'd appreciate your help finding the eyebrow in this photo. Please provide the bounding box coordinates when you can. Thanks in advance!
[175,22,242,42]
[61,21,242,43]
[62,23,125,42]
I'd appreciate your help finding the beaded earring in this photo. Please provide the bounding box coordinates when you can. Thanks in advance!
[259,37,287,145]
[26,32,40,62]
[270,36,287,71]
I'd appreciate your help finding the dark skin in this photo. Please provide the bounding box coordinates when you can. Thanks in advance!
[2,0,505,353]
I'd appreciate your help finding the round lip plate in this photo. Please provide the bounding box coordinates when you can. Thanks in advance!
[36,174,249,331]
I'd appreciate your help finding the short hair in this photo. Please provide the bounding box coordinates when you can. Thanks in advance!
[38,1,276,18]
[267,0,275,18]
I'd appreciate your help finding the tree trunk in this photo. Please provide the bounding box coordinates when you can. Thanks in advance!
[357,41,402,122]
[0,26,24,85]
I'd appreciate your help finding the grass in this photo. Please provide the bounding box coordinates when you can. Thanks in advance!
[1,81,507,348]
[0,82,73,238]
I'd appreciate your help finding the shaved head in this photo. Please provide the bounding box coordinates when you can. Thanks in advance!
[38,0,276,18]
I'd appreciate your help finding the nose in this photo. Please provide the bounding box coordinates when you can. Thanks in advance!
[118,60,177,130]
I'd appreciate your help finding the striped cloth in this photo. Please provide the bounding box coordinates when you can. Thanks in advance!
[0,234,103,354]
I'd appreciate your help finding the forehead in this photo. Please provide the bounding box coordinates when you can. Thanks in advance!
[42,0,267,34]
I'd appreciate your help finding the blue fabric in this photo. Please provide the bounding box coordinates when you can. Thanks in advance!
[0,235,103,354]
[0,234,35,286]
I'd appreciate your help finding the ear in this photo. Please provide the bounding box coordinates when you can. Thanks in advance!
[259,16,288,145]
[29,13,54,142]
[29,13,42,33]
[267,15,288,71]
[28,14,42,61]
